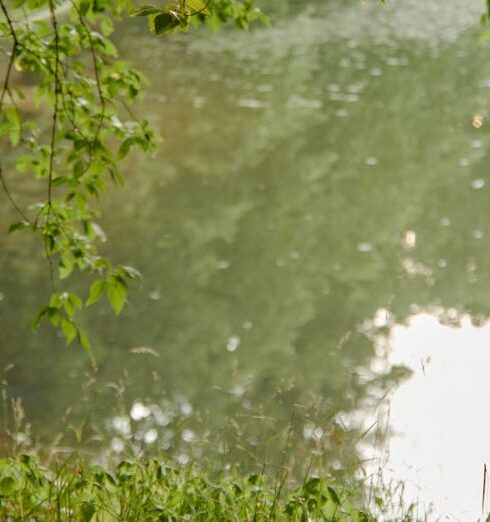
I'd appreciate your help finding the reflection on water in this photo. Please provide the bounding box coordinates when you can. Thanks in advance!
[1,0,490,518]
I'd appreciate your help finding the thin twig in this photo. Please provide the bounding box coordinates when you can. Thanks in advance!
[0,0,32,227]
[75,4,106,155]
[117,97,138,120]
[42,0,62,288]
[47,0,60,212]
[0,0,19,111]
[0,53,16,111]
[0,167,32,224]
[66,0,107,180]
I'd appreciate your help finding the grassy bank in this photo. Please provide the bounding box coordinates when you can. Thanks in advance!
[0,454,383,521]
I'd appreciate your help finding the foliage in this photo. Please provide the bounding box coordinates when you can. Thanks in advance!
[0,454,381,521]
[0,0,266,352]
[131,0,269,34]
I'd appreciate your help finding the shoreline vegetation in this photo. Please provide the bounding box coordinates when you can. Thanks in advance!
[0,452,421,521]
[0,384,423,520]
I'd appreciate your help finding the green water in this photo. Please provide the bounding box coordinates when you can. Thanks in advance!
[1,0,489,472]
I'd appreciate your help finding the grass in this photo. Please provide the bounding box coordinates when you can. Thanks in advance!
[0,383,426,520]
[0,453,381,521]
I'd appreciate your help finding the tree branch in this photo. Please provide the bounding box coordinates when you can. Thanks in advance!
[47,0,60,213]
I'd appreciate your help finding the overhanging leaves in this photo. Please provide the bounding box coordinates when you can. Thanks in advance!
[149,10,181,34]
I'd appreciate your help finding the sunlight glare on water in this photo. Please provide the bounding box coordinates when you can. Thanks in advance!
[374,312,490,521]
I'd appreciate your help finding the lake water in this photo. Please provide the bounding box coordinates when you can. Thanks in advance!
[1,0,490,519]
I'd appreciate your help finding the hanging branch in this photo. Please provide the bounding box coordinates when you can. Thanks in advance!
[46,0,61,214]
[0,0,19,111]
[0,0,265,352]
[75,4,107,172]
[0,0,34,226]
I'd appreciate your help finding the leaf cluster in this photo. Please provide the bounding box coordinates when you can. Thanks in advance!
[0,0,268,352]
[0,0,155,351]
[130,0,269,35]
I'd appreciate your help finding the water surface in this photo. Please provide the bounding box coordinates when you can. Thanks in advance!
[1,0,490,518]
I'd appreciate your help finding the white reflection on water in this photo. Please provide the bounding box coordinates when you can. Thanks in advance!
[471,179,486,190]
[364,156,378,166]
[402,230,417,249]
[111,437,124,453]
[130,402,151,421]
[226,335,240,352]
[375,312,490,521]
[144,429,158,444]
[357,242,373,253]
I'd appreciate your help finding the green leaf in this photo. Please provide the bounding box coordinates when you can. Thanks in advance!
[118,138,132,159]
[121,265,141,280]
[6,108,21,146]
[100,16,114,36]
[117,461,137,480]
[19,454,36,467]
[94,470,117,486]
[49,293,61,307]
[61,318,77,345]
[186,0,209,14]
[150,11,180,35]
[64,292,81,307]
[109,167,125,187]
[107,279,127,314]
[90,223,107,242]
[48,307,61,327]
[327,486,341,506]
[59,256,74,280]
[79,0,90,16]
[8,221,30,233]
[77,328,92,353]
[74,160,85,179]
[303,477,320,495]
[0,476,16,496]
[87,279,105,305]
[248,474,259,485]
[81,501,96,522]
[43,233,56,256]
[0,22,10,36]
[130,5,162,16]
[31,306,49,331]
[61,293,83,316]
